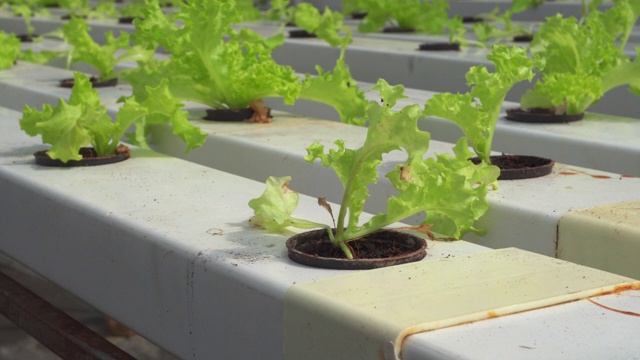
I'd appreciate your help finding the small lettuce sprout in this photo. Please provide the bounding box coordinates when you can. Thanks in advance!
[250,80,499,259]
[424,45,534,164]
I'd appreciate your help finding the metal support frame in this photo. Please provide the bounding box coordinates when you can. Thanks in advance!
[0,271,136,360]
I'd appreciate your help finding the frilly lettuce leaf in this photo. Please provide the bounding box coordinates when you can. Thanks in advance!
[265,0,294,22]
[521,72,603,115]
[116,80,207,153]
[294,3,346,47]
[425,45,534,163]
[249,176,328,233]
[0,31,20,69]
[18,50,67,65]
[294,4,367,124]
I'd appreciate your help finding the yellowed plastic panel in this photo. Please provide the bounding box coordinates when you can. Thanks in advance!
[283,248,638,360]
[558,200,640,279]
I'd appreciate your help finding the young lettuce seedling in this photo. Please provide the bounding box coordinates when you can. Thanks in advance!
[249,79,499,259]
[0,29,66,66]
[424,45,534,164]
[62,17,153,81]
[19,72,206,163]
[58,0,117,19]
[520,9,640,115]
[264,0,294,23]
[342,0,367,17]
[471,8,533,45]
[11,4,37,39]
[0,31,20,70]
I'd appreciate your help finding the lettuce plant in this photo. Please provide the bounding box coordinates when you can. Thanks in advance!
[127,0,366,124]
[342,0,367,16]
[424,45,534,164]
[357,0,451,33]
[118,1,146,19]
[265,0,294,22]
[58,0,116,19]
[20,72,206,163]
[0,30,65,66]
[520,10,640,115]
[126,0,299,120]
[19,49,68,65]
[0,31,20,69]
[62,17,153,81]
[471,8,533,45]
[249,80,499,259]
[11,4,36,38]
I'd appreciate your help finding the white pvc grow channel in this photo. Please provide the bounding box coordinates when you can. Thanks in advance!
[1,105,639,360]
[13,36,640,177]
[2,62,639,281]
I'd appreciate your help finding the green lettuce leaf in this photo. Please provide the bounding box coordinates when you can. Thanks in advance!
[18,49,66,65]
[0,31,20,69]
[116,79,207,152]
[129,0,300,109]
[265,0,294,22]
[11,4,36,37]
[248,176,328,233]
[294,5,367,125]
[358,0,450,33]
[425,45,534,163]
[62,17,153,80]
[294,3,345,47]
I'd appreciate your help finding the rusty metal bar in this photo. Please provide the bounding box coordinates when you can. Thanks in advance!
[0,271,136,360]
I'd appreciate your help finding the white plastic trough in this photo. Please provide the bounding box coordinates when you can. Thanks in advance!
[3,62,640,280]
[1,104,639,360]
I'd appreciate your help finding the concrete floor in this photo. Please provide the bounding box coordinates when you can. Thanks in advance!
[0,251,179,360]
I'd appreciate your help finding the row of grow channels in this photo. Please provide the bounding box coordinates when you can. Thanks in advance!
[0,3,636,266]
